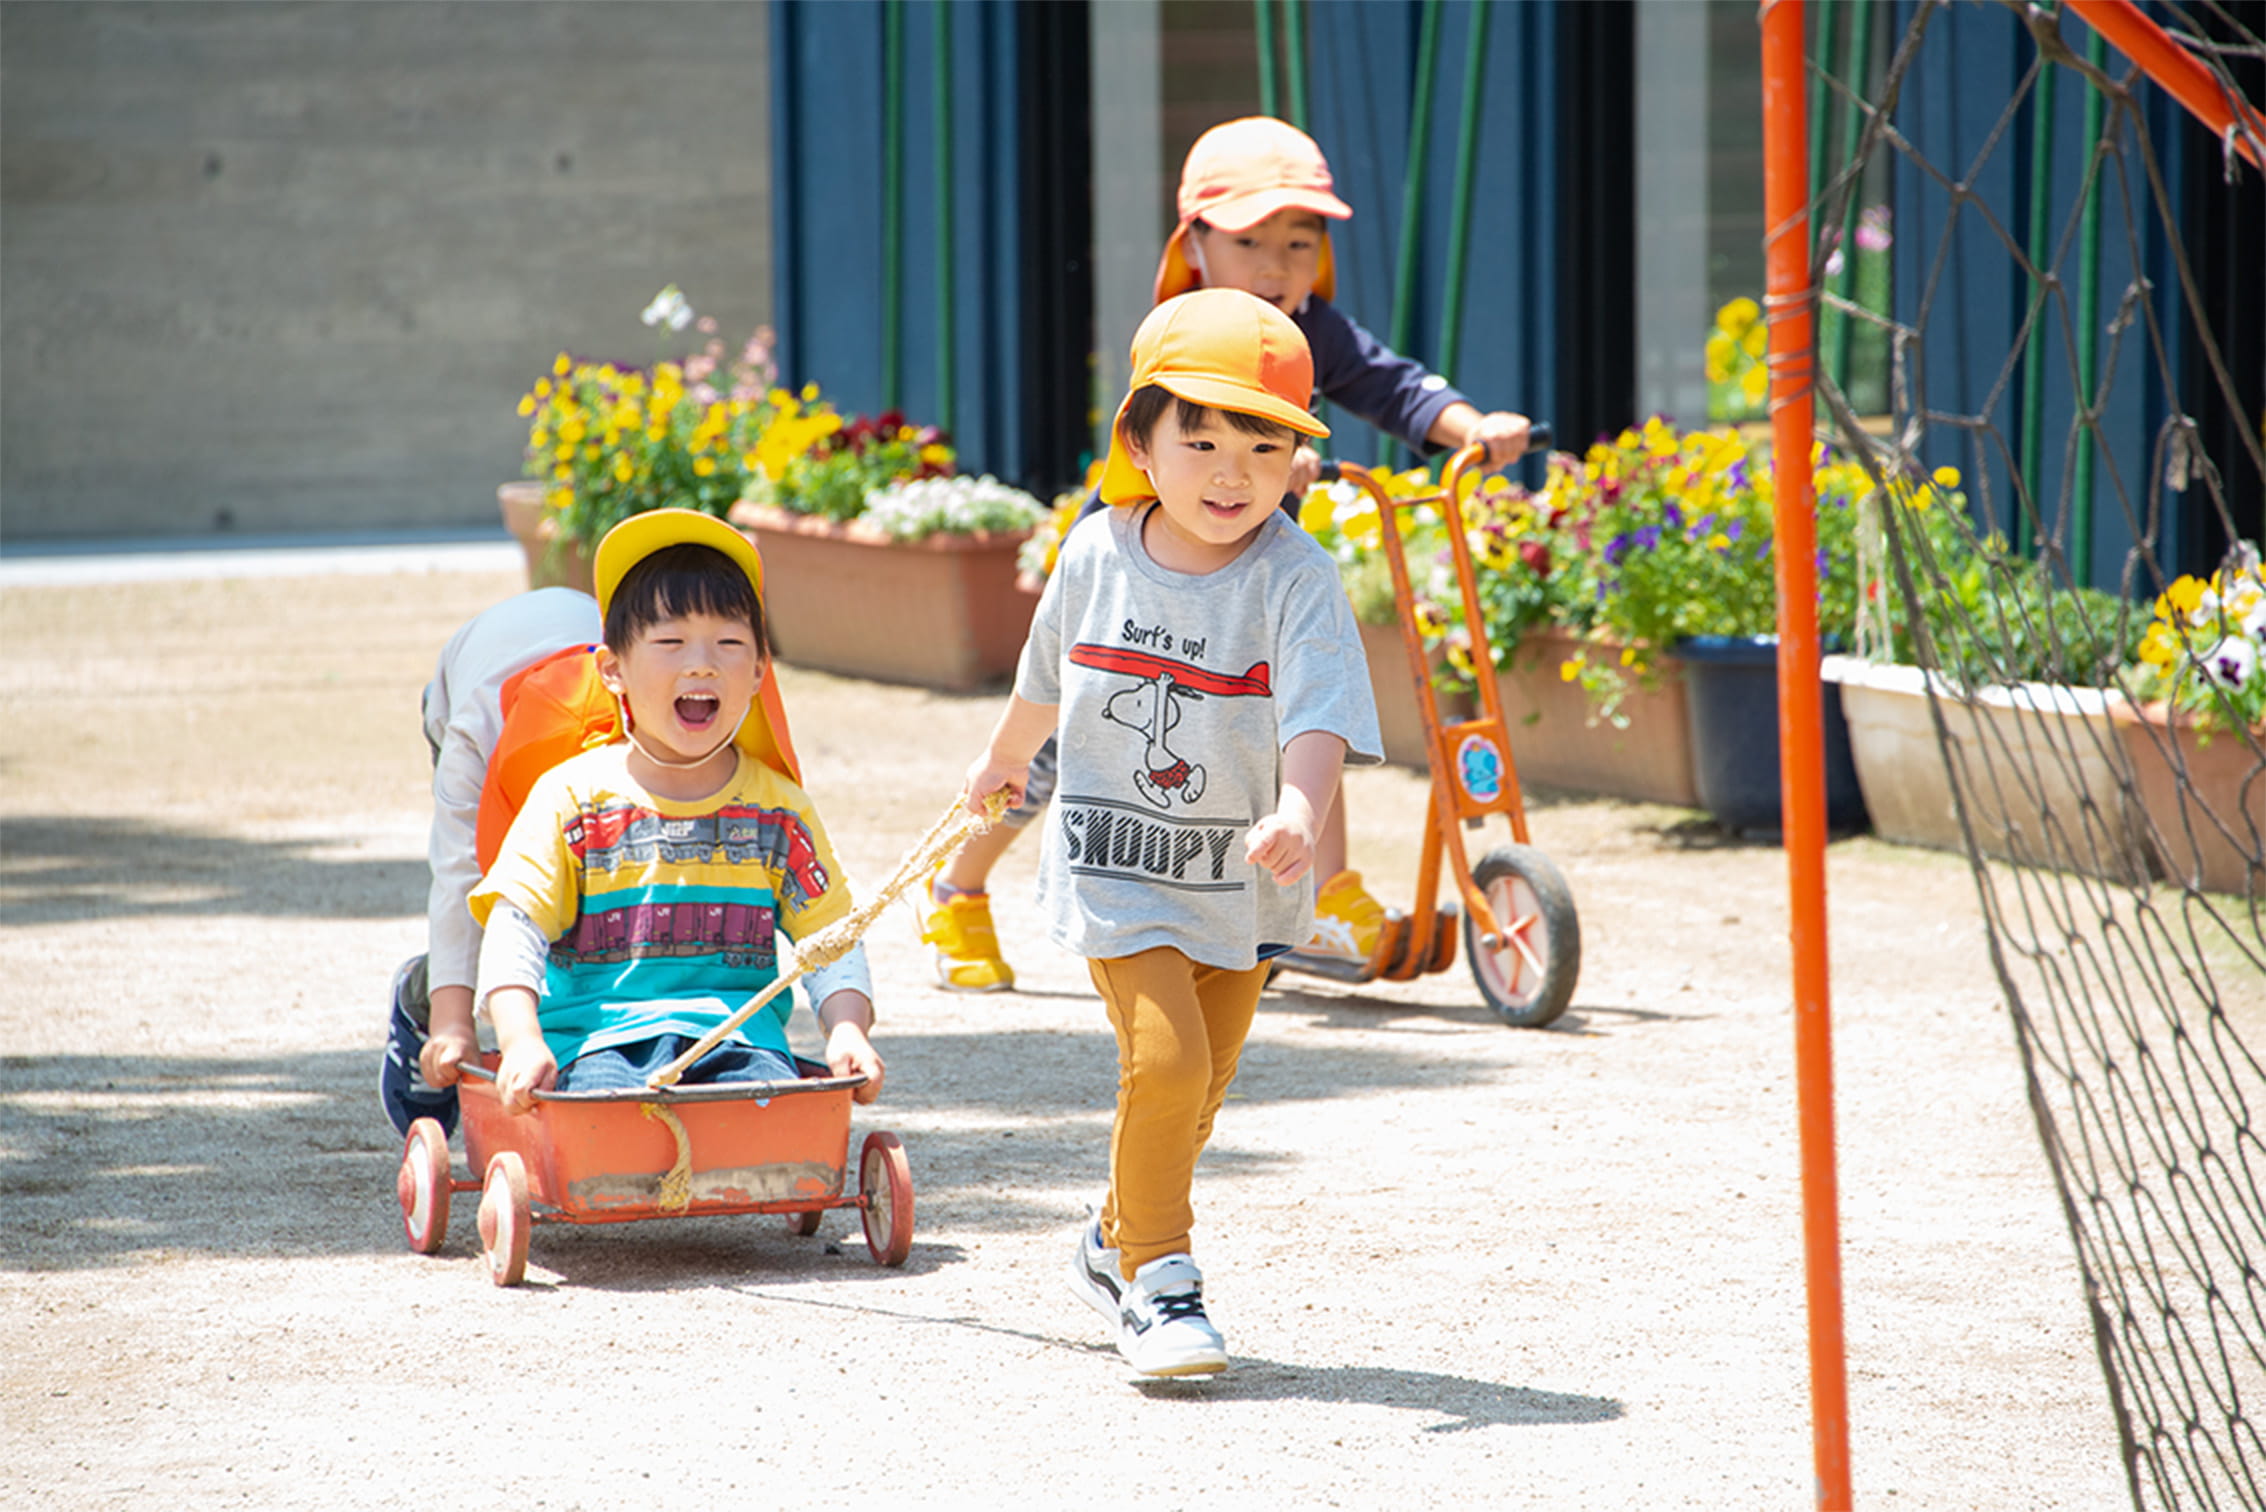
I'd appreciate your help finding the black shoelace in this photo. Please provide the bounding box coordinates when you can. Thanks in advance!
[1153,1289,1207,1323]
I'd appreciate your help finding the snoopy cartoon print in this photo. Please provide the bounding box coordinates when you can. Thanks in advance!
[1069,644,1275,811]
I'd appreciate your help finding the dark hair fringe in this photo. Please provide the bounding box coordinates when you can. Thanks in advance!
[1119,385,1297,452]
[603,541,769,661]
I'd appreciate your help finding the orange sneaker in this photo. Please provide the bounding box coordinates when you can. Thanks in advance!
[1302,870,1387,964]
[920,887,1016,992]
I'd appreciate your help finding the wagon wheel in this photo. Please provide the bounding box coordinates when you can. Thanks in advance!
[784,1208,824,1238]
[1465,844,1580,1029]
[396,1117,452,1255]
[477,1151,532,1287]
[858,1131,914,1267]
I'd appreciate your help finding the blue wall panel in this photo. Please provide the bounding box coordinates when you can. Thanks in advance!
[771,0,1031,484]
[1890,0,2196,589]
[1305,0,1558,468]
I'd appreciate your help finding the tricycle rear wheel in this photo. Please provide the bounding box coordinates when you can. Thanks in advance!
[784,1208,824,1238]
[1466,845,1580,1028]
[859,1131,914,1267]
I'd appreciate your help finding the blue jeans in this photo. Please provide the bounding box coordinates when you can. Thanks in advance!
[555,1034,799,1093]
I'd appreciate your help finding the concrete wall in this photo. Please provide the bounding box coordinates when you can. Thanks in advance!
[1,2,773,542]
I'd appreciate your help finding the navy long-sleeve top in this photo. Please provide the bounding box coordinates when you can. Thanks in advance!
[1297,295,1468,453]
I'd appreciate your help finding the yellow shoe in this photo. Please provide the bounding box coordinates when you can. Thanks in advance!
[921,889,1017,992]
[1303,871,1387,964]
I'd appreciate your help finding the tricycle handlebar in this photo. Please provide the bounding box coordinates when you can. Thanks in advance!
[1312,422,1552,485]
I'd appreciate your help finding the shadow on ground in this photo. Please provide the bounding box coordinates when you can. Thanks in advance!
[0,1013,1538,1272]
[728,1284,1625,1430]
[0,816,422,924]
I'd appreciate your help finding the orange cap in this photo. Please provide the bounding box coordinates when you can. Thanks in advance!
[1099,289,1330,506]
[589,508,801,782]
[1153,117,1350,303]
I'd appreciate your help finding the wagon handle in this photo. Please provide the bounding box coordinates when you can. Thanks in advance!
[644,790,1014,1090]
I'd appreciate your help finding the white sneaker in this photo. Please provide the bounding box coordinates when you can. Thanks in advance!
[1115,1253,1227,1376]
[1068,1219,1123,1324]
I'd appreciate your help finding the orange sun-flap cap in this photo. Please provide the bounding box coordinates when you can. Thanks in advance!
[1099,289,1330,506]
[1154,116,1350,303]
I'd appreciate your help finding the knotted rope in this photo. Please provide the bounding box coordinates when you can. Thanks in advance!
[641,1101,695,1212]
[643,791,1009,1091]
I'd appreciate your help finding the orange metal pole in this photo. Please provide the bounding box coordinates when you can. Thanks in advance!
[2065,0,2266,170]
[1761,1,1851,1508]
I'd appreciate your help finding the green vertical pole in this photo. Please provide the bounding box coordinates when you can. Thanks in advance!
[1255,0,1280,120]
[934,1,955,438]
[1390,0,1443,358]
[882,0,904,411]
[2017,27,2057,553]
[2070,28,2106,584]
[1437,0,1491,384]
[1283,0,1309,130]
[1808,0,1841,209]
[1822,0,1873,394]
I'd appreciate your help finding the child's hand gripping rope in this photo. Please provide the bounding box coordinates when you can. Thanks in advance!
[643,790,1015,1093]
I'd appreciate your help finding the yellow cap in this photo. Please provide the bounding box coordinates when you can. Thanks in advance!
[1099,289,1330,507]
[590,508,799,781]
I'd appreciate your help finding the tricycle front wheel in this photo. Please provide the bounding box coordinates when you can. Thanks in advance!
[859,1131,914,1267]
[1465,845,1580,1029]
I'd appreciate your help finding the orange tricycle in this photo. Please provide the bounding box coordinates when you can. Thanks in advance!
[395,1055,913,1286]
[1275,434,1581,1028]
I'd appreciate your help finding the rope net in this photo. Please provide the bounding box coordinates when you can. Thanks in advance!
[1807,3,2264,1506]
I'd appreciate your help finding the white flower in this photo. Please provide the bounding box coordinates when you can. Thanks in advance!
[862,474,1047,542]
[2198,634,2258,690]
[641,285,694,331]
[2240,593,2266,642]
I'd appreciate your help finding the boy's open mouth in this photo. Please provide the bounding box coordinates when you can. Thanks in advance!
[1203,497,1249,519]
[675,693,721,729]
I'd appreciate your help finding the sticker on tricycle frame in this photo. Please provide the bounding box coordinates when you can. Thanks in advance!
[1455,734,1506,804]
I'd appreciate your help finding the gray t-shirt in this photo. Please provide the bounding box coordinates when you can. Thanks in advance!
[1015,502,1384,970]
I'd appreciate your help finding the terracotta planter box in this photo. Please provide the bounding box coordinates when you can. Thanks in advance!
[2111,704,2264,896]
[497,481,594,595]
[1490,627,1699,807]
[1822,655,2151,884]
[728,502,1037,692]
[1357,620,1475,770]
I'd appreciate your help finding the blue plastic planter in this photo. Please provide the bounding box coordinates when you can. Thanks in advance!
[1677,636,1869,837]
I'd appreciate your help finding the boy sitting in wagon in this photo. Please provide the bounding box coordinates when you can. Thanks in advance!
[468,509,883,1114]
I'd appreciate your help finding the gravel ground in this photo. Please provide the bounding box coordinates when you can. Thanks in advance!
[1,561,2131,1509]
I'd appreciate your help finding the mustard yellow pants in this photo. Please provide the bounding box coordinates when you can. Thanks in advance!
[1088,947,1272,1278]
